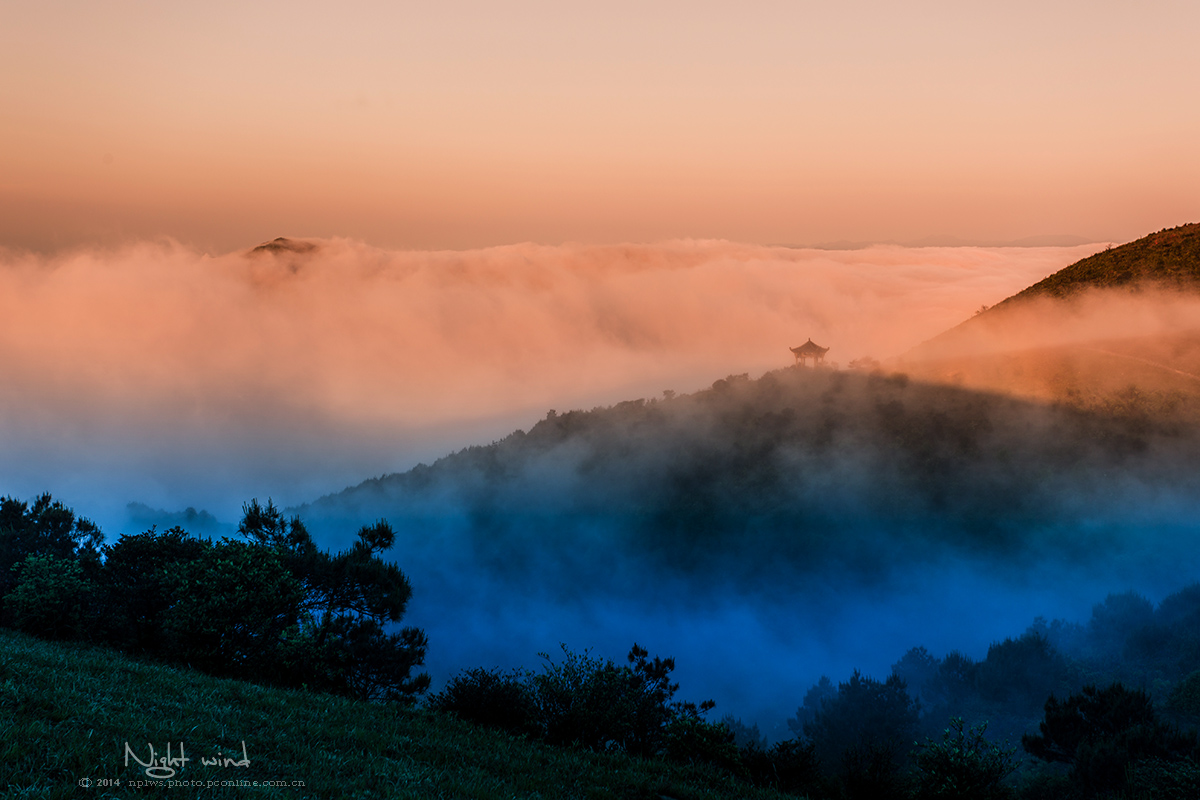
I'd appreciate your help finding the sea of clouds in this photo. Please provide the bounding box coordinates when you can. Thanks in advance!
[0,237,1105,532]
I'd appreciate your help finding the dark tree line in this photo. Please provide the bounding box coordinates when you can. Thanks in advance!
[0,493,428,703]
[775,586,1200,798]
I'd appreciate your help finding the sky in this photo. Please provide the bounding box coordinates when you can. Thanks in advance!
[2,1,1198,253]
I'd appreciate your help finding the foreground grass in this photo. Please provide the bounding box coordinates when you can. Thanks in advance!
[0,630,792,799]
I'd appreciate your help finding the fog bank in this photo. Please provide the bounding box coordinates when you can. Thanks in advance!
[0,238,1103,529]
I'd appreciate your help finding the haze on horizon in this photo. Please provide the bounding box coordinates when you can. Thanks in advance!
[2,1,1198,253]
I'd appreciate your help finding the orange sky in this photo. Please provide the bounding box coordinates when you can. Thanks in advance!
[2,1,1198,252]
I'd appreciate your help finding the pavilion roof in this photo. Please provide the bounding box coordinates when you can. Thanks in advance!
[790,339,829,356]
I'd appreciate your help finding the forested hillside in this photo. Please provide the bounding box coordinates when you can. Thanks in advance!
[298,364,1198,583]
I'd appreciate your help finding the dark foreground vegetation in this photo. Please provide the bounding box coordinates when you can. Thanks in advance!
[427,589,1200,799]
[0,493,430,702]
[0,627,789,800]
[5,492,1200,798]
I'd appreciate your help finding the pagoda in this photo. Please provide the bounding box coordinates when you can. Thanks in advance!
[790,338,829,367]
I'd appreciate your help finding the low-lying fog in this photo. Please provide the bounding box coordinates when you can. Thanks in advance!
[9,236,1200,734]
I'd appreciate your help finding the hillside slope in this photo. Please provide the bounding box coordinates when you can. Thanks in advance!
[0,629,788,800]
[1001,222,1200,301]
[297,365,1200,585]
[900,223,1200,419]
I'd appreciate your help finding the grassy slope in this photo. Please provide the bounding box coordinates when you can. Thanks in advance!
[1001,222,1200,302]
[910,222,1200,350]
[900,223,1200,419]
[0,630,791,800]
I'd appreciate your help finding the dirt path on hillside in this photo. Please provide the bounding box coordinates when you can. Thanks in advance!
[1081,347,1200,383]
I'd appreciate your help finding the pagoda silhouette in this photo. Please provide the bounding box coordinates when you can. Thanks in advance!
[790,338,829,367]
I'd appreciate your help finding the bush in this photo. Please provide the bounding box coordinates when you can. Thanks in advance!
[1023,683,1198,795]
[1125,756,1200,797]
[160,539,304,679]
[532,643,671,754]
[98,526,209,652]
[4,554,93,640]
[427,666,540,737]
[0,494,102,599]
[804,670,920,776]
[663,714,742,774]
[913,718,1016,800]
[1168,670,1200,720]
[840,740,908,800]
[740,738,823,796]
[443,643,715,760]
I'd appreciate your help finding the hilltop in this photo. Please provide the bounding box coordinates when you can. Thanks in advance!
[999,222,1200,302]
[899,223,1200,420]
[297,363,1199,584]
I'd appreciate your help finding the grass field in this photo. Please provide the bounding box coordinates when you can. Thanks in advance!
[0,629,793,799]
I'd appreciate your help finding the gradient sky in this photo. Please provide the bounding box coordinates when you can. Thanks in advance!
[3,1,1198,253]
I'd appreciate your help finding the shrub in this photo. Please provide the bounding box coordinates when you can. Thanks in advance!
[1168,670,1200,720]
[840,740,908,800]
[804,670,920,776]
[427,666,540,737]
[740,738,823,796]
[500,643,715,759]
[532,644,661,753]
[160,539,304,679]
[1125,756,1200,797]
[0,494,102,599]
[1023,683,1198,795]
[97,526,209,652]
[4,554,93,640]
[663,714,742,774]
[913,718,1016,800]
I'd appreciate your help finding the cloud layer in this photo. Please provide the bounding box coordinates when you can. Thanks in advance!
[0,238,1102,527]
